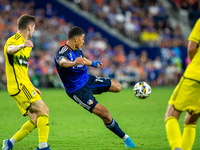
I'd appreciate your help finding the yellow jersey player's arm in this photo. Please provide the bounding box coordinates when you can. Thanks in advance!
[7,40,34,55]
[188,18,200,60]
[187,41,198,61]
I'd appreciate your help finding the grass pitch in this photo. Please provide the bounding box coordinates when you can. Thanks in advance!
[0,87,200,150]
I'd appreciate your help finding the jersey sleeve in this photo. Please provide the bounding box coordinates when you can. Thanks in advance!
[188,18,200,44]
[55,47,70,64]
[4,38,17,54]
[6,38,17,46]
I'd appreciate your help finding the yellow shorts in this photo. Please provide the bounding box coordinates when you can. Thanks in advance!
[169,76,200,115]
[11,83,41,116]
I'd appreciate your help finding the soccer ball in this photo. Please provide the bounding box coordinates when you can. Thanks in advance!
[133,82,151,99]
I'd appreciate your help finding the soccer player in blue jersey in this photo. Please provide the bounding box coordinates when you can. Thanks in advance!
[54,26,135,148]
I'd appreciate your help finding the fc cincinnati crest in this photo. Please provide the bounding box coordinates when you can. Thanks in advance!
[87,99,93,105]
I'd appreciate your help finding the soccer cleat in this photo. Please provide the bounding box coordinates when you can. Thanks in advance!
[2,139,13,150]
[36,145,51,150]
[124,137,135,148]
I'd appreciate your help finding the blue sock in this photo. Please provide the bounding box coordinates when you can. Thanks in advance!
[105,118,125,138]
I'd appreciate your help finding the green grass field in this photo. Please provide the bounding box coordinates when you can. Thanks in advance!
[0,87,200,150]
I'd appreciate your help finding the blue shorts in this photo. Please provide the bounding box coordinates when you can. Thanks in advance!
[68,75,111,112]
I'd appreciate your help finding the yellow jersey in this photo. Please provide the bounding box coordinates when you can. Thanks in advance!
[184,18,200,81]
[4,32,32,95]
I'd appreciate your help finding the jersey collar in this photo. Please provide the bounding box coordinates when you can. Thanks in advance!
[64,44,74,51]
[16,32,25,42]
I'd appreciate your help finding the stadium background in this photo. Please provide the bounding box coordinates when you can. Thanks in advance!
[0,0,198,89]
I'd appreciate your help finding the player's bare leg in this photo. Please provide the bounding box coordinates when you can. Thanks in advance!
[29,99,50,150]
[165,104,181,120]
[182,113,200,150]
[165,104,182,150]
[108,79,122,92]
[92,103,112,124]
[29,99,49,122]
[92,95,135,148]
[2,100,50,150]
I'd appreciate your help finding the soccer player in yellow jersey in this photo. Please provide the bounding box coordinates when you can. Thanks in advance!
[165,18,200,150]
[2,14,50,150]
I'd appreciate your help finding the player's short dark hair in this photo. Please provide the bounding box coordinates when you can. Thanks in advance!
[17,14,36,30]
[68,26,85,39]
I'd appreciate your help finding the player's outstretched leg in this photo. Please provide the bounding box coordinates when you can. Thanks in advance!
[2,119,36,150]
[93,103,135,148]
[2,139,13,150]
[105,119,135,148]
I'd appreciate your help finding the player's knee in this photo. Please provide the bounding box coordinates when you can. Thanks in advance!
[42,105,49,115]
[38,105,49,116]
[116,83,122,92]
[184,113,199,125]
[100,110,112,122]
[112,79,122,92]
[184,120,196,125]
[164,113,169,121]
[45,106,49,115]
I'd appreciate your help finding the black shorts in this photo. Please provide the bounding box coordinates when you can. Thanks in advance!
[68,75,111,112]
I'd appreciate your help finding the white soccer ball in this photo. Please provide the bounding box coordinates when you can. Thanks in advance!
[133,82,151,99]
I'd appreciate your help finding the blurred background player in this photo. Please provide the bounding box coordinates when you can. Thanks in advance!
[164,18,200,150]
[54,26,135,148]
[2,14,50,150]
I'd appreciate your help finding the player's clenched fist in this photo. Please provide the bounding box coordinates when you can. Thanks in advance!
[73,57,85,66]
[23,40,34,48]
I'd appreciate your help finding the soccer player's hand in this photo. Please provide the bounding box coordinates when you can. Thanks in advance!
[34,87,42,95]
[73,57,85,66]
[23,40,34,48]
[91,61,103,68]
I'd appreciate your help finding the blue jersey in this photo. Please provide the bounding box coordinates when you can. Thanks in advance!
[54,44,89,94]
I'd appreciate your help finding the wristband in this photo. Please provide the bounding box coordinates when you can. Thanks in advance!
[91,61,101,68]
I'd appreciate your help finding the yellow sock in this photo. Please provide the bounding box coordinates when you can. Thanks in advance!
[13,120,36,141]
[37,115,49,143]
[165,116,182,150]
[182,124,196,150]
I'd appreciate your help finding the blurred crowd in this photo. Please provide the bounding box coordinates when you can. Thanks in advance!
[169,0,200,27]
[0,0,193,89]
[71,0,188,47]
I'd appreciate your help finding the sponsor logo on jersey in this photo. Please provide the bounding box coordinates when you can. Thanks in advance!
[13,55,29,68]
